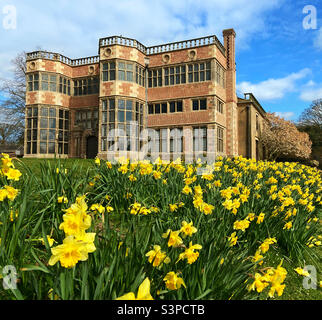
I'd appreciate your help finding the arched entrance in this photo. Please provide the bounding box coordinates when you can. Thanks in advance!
[86,136,98,159]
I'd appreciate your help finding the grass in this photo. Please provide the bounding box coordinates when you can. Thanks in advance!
[3,157,322,300]
[266,244,321,300]
[14,158,94,178]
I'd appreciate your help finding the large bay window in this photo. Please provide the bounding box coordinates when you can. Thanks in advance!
[27,73,71,95]
[25,105,69,155]
[100,98,144,152]
[25,106,38,154]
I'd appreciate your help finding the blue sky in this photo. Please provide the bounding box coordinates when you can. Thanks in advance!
[1,0,322,121]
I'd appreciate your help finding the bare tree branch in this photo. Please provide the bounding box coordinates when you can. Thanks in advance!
[0,51,26,145]
[298,99,322,127]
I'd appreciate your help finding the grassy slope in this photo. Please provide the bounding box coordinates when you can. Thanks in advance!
[13,158,322,300]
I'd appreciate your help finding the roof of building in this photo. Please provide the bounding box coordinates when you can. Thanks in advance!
[26,34,226,66]
[237,93,266,117]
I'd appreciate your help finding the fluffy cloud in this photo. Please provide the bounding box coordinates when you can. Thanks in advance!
[236,68,311,101]
[274,111,295,120]
[0,0,281,79]
[300,85,322,102]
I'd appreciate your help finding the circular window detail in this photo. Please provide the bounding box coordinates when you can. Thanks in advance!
[162,54,170,63]
[188,50,197,60]
[104,48,112,57]
[88,65,95,74]
[29,61,36,70]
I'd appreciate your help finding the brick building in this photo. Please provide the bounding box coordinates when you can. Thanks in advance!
[24,28,266,161]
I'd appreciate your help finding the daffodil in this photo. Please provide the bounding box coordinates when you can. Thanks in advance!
[194,185,203,196]
[57,196,68,204]
[233,219,250,232]
[182,185,192,195]
[48,234,96,268]
[130,202,142,215]
[106,206,114,213]
[200,202,215,215]
[177,242,202,264]
[38,236,56,247]
[163,272,186,290]
[162,229,183,247]
[0,189,8,201]
[4,168,22,181]
[116,277,153,300]
[180,221,197,237]
[294,267,310,277]
[90,203,105,214]
[146,245,170,267]
[228,232,238,246]
[128,174,137,182]
[153,170,162,179]
[1,153,14,168]
[268,282,285,298]
[256,213,265,224]
[283,221,292,230]
[259,238,277,253]
[169,204,178,212]
[59,197,91,237]
[252,250,264,265]
[248,273,269,293]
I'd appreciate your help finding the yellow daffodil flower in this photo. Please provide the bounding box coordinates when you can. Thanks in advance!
[116,277,153,300]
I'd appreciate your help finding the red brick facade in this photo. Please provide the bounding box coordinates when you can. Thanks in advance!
[24,29,266,160]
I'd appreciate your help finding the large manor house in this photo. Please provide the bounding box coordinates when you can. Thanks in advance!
[24,28,266,161]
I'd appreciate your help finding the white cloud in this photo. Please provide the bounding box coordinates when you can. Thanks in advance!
[304,80,316,87]
[274,111,295,120]
[236,68,311,101]
[300,85,322,102]
[0,0,281,79]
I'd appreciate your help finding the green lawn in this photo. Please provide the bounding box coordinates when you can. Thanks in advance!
[14,158,94,179]
[266,245,321,300]
[10,158,322,300]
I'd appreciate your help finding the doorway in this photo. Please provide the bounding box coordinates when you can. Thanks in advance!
[86,136,98,159]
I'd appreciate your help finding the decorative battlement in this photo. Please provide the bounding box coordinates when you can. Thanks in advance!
[26,51,100,66]
[99,34,226,56]
[26,34,226,66]
[99,35,147,54]
[146,35,226,56]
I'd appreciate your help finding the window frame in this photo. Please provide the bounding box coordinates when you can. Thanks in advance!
[193,126,207,153]
[217,126,224,153]
[148,100,183,114]
[73,76,99,96]
[192,98,207,111]
[27,73,39,92]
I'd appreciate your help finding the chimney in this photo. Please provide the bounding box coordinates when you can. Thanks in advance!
[223,28,236,71]
[222,28,238,156]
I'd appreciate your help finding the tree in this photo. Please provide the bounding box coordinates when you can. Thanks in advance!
[0,106,23,146]
[297,100,322,168]
[298,99,322,127]
[0,122,20,146]
[0,51,26,145]
[260,113,312,161]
